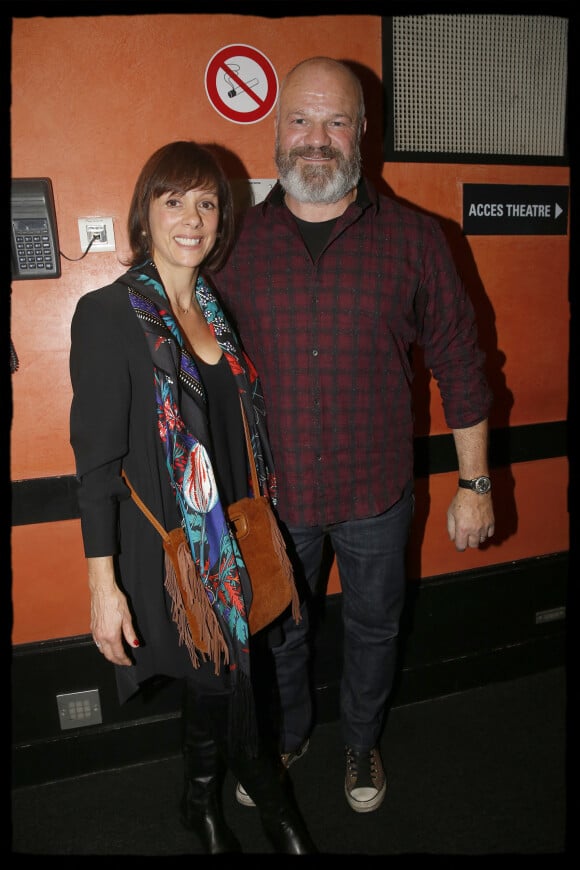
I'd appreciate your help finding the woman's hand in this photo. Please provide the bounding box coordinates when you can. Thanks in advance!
[87,556,140,665]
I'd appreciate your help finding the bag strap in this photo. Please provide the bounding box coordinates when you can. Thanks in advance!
[239,397,260,497]
[121,470,170,543]
[123,397,258,531]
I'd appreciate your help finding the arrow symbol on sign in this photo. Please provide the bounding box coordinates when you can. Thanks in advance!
[555,203,563,219]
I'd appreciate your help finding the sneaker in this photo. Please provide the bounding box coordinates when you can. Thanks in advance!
[280,737,310,769]
[235,739,310,807]
[344,746,386,813]
[234,778,257,808]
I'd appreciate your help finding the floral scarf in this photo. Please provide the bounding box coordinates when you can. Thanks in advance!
[118,262,276,744]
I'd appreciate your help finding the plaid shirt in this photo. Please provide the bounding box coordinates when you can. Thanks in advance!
[215,178,492,527]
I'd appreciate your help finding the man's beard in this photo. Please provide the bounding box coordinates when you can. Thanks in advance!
[275,143,361,204]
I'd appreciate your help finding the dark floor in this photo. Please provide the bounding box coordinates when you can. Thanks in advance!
[10,667,571,857]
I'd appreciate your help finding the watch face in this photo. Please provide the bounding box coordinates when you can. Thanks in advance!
[474,476,491,494]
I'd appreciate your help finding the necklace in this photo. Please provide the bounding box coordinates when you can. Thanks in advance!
[147,261,197,315]
[176,292,195,315]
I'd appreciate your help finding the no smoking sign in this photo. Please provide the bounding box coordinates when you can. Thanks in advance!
[205,44,278,125]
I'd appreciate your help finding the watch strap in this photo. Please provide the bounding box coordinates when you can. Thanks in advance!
[458,476,491,494]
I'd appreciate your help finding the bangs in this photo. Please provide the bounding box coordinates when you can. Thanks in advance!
[149,144,222,198]
[151,171,218,199]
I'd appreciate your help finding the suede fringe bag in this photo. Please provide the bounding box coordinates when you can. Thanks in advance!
[121,470,229,670]
[226,400,301,635]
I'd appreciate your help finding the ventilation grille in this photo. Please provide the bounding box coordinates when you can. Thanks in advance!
[390,14,568,159]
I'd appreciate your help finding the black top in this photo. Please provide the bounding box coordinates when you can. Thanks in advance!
[293,214,338,261]
[195,354,248,506]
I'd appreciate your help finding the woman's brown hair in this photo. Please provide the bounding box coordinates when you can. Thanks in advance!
[126,140,235,272]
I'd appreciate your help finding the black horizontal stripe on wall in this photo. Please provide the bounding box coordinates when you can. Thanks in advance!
[413,419,567,477]
[12,474,80,527]
[11,421,567,526]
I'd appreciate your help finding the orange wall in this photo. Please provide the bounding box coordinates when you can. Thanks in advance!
[10,14,569,644]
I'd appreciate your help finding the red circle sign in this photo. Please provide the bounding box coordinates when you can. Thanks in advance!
[205,44,278,125]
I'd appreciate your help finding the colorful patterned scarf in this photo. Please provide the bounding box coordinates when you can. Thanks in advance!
[118,262,276,743]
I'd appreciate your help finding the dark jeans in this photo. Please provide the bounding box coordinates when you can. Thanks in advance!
[273,482,414,752]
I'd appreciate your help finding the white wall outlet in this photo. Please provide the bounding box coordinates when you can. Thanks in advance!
[78,216,116,252]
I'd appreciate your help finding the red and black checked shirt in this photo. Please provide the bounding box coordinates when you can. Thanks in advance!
[214,179,492,527]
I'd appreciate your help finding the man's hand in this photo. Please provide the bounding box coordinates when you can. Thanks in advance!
[447,488,495,552]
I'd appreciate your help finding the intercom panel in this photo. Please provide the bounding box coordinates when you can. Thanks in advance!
[11,177,61,279]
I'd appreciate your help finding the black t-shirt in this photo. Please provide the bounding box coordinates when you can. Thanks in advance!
[293,214,338,261]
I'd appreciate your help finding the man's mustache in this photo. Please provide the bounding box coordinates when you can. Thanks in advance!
[290,146,341,160]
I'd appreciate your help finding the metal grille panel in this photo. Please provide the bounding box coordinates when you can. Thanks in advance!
[391,15,568,158]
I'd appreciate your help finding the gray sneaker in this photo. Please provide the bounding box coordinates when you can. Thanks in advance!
[344,746,386,813]
[235,739,310,807]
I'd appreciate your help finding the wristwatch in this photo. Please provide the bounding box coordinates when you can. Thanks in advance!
[458,475,491,494]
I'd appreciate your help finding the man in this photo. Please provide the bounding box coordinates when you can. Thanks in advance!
[215,56,494,814]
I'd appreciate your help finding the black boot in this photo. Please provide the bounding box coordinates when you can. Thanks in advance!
[229,751,317,854]
[180,686,241,854]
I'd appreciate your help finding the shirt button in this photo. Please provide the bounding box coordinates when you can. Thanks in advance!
[312,349,319,356]
[316,455,322,461]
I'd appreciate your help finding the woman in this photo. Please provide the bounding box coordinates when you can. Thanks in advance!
[69,140,316,855]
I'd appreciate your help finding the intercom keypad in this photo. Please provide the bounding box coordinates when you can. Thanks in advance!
[13,218,57,275]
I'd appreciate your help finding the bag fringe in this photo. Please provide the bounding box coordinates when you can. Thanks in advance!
[164,534,229,673]
[265,506,301,626]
